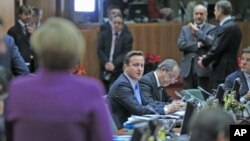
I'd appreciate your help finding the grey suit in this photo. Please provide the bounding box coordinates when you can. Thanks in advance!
[177,23,215,98]
[140,71,172,103]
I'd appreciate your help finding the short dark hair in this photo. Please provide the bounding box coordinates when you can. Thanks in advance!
[107,5,121,14]
[124,51,144,65]
[216,0,232,15]
[18,5,32,15]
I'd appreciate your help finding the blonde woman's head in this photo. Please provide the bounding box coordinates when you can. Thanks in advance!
[30,17,85,70]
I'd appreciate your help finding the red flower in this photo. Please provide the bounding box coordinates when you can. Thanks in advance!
[145,52,161,64]
[71,64,86,75]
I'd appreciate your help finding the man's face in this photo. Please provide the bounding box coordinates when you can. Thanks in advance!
[214,5,221,21]
[124,55,145,81]
[108,8,121,21]
[240,52,250,74]
[193,5,207,25]
[19,11,31,24]
[159,66,179,87]
[112,16,124,33]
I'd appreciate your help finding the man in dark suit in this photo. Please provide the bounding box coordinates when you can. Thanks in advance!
[97,14,133,92]
[177,4,215,99]
[224,47,250,103]
[0,18,29,76]
[198,0,242,89]
[7,5,37,73]
[100,5,131,36]
[107,51,184,129]
[140,59,179,103]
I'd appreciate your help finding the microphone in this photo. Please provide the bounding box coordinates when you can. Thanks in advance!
[174,91,186,102]
[198,86,214,98]
[232,77,241,101]
[215,83,225,105]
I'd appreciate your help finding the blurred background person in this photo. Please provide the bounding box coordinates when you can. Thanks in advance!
[0,66,12,141]
[30,7,43,29]
[177,4,215,99]
[97,14,133,93]
[198,0,242,89]
[189,108,235,141]
[7,5,37,73]
[224,46,250,104]
[140,59,180,103]
[0,17,29,76]
[5,18,112,141]
[148,0,172,22]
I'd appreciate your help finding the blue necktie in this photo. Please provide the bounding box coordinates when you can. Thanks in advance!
[134,82,142,105]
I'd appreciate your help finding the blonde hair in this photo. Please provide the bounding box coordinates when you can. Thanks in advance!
[30,17,85,70]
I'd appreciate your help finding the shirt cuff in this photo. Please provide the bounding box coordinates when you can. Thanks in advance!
[164,105,169,114]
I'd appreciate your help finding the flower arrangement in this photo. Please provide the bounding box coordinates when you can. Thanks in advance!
[71,64,86,76]
[224,91,245,119]
[144,52,161,74]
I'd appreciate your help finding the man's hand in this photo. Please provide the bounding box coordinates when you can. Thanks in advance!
[105,62,115,72]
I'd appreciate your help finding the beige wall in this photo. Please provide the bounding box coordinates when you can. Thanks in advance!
[0,0,15,32]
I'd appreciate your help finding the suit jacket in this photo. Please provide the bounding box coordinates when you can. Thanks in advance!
[140,71,172,103]
[224,70,248,97]
[6,69,112,141]
[177,23,215,77]
[7,21,34,63]
[202,19,242,82]
[0,35,29,76]
[97,29,132,81]
[107,73,165,129]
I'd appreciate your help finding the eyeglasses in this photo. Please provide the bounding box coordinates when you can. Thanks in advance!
[167,71,177,83]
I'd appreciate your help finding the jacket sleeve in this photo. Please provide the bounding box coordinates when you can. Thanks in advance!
[177,27,198,52]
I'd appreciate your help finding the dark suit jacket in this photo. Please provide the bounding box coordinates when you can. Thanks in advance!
[177,23,215,77]
[0,35,29,76]
[7,21,34,64]
[140,71,172,103]
[107,73,165,129]
[97,29,132,81]
[202,19,242,82]
[224,70,248,97]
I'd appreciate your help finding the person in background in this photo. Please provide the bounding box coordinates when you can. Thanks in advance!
[0,66,12,140]
[0,17,30,76]
[97,14,133,92]
[148,0,172,22]
[189,108,234,141]
[177,4,215,99]
[198,0,242,89]
[100,5,131,35]
[5,17,112,141]
[224,46,250,104]
[140,59,180,103]
[30,7,43,29]
[107,51,185,129]
[7,5,37,73]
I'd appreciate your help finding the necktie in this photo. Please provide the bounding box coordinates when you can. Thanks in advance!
[114,32,119,47]
[134,82,142,104]
[158,87,163,101]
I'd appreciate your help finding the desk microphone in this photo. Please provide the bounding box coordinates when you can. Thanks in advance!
[198,86,214,97]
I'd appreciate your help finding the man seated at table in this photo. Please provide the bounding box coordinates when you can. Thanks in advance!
[107,50,184,129]
[140,59,180,103]
[224,46,250,103]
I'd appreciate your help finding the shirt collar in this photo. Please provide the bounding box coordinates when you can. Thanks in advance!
[124,72,137,89]
[243,72,250,78]
[154,71,161,88]
[194,22,205,29]
[18,19,27,27]
[220,16,232,26]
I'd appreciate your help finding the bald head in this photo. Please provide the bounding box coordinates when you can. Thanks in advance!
[193,4,207,25]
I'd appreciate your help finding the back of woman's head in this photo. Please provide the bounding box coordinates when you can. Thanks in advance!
[30,17,85,70]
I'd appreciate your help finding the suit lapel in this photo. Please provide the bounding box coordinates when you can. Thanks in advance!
[150,72,162,101]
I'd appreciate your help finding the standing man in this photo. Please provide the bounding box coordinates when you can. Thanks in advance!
[177,4,215,99]
[0,17,29,76]
[198,0,242,89]
[107,51,184,129]
[97,14,133,92]
[140,59,180,103]
[7,5,36,73]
